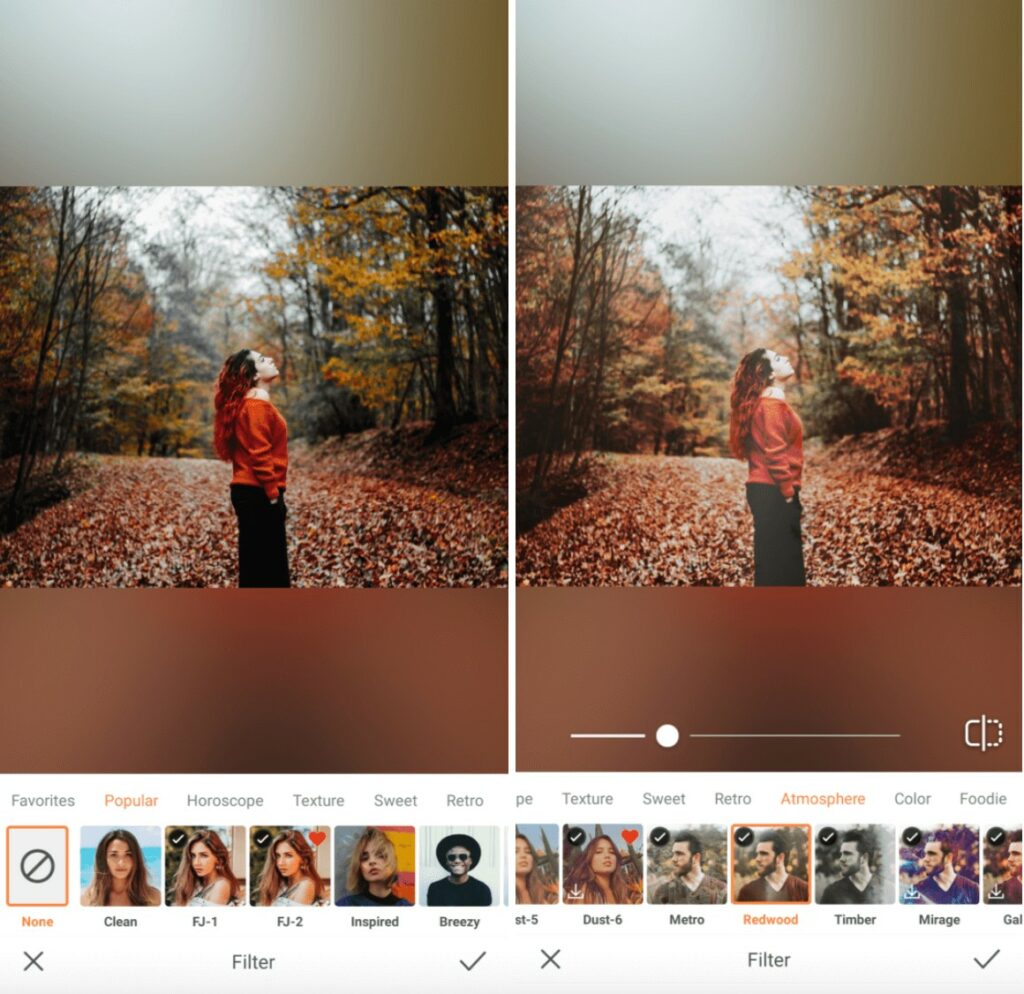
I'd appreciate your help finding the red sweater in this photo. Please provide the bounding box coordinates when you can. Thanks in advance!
[746,397,803,499]
[231,398,288,499]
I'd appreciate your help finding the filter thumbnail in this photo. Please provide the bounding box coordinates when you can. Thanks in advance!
[80,826,162,907]
[420,827,500,907]
[647,825,728,905]
[732,825,811,904]
[514,825,559,905]
[563,824,643,905]
[164,827,246,907]
[899,825,980,905]
[814,825,894,904]
[249,827,331,907]
[983,826,1021,905]
[334,826,414,907]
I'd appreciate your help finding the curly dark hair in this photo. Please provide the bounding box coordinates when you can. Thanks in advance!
[213,349,258,460]
[729,348,772,459]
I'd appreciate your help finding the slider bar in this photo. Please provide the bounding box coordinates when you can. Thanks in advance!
[689,733,901,738]
[570,733,647,739]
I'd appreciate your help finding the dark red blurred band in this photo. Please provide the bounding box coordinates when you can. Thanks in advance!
[518,588,1020,772]
[1,590,506,773]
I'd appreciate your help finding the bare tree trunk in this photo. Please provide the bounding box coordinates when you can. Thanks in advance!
[531,187,607,490]
[5,188,88,529]
[390,367,417,430]
[939,187,970,440]
[425,188,457,437]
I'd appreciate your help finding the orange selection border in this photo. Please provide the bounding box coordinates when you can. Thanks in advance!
[730,823,812,906]
[6,825,70,907]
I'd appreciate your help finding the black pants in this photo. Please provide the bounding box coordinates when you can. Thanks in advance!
[746,483,805,587]
[230,485,290,588]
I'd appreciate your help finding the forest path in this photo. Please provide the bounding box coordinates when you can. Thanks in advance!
[516,452,1020,586]
[1,454,506,587]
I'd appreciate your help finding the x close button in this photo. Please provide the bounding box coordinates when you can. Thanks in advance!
[23,951,44,973]
[541,949,562,970]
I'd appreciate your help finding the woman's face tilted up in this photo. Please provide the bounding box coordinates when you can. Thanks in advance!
[765,349,794,382]
[249,351,280,384]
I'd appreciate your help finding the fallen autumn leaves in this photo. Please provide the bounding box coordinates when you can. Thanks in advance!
[517,427,1021,587]
[0,423,507,588]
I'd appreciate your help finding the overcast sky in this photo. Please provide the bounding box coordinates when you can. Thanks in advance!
[114,184,809,317]
[613,185,809,298]
[119,186,285,295]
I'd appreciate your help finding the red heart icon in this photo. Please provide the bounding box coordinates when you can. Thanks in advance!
[308,830,327,846]
[621,829,639,845]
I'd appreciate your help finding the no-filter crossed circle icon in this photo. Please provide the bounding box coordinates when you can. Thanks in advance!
[20,849,56,885]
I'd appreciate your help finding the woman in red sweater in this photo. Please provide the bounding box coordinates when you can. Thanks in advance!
[729,348,805,586]
[213,349,290,587]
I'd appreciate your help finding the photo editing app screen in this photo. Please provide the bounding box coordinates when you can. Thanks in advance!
[1,1,514,992]
[0,14,510,773]
[516,179,1019,771]
[512,0,1021,992]
[1,1,1021,993]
